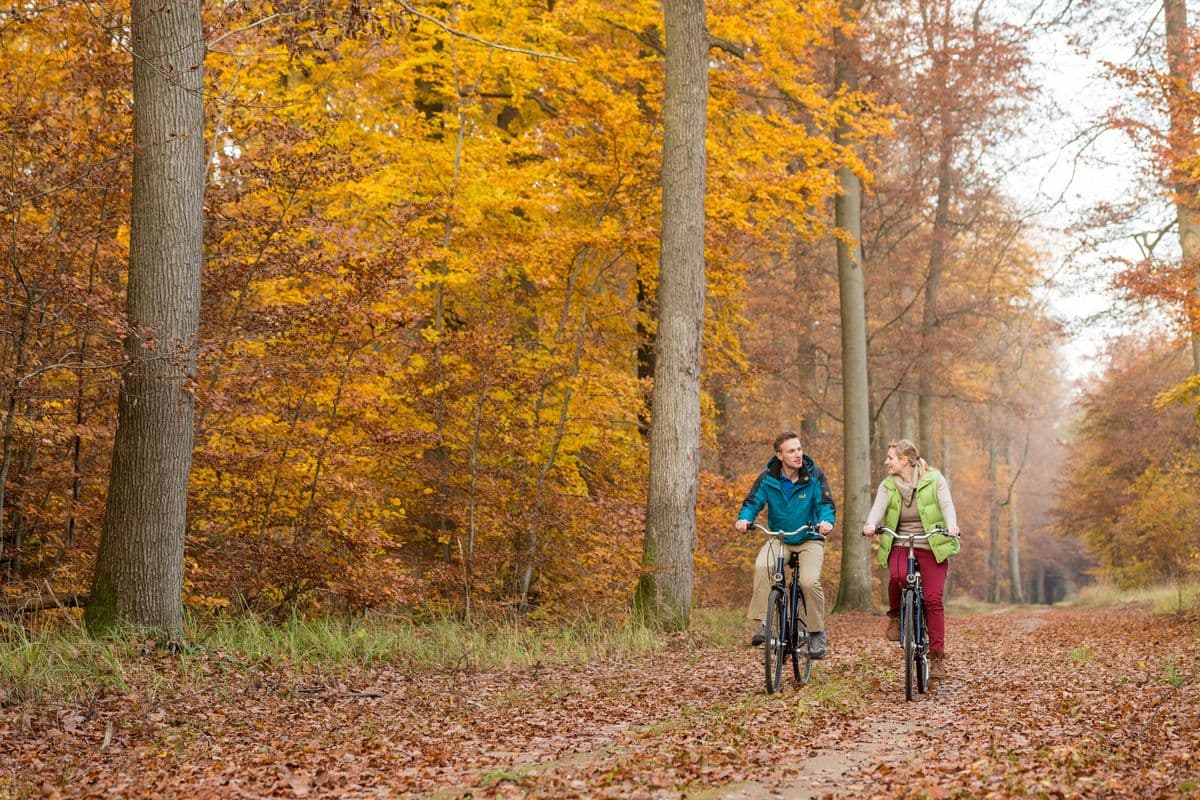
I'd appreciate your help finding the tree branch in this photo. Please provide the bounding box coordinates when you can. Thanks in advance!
[1,591,88,615]
[398,1,577,63]
[709,35,745,58]
[208,12,289,49]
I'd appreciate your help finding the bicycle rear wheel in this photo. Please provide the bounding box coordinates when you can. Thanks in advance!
[764,588,786,694]
[791,591,812,685]
[901,590,917,701]
[793,636,813,685]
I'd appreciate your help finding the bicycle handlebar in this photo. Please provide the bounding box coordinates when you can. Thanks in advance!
[748,521,828,542]
[869,525,959,540]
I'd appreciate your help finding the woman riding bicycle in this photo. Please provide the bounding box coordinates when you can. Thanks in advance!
[861,439,960,680]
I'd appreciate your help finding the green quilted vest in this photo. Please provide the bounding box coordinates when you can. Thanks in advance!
[876,468,960,566]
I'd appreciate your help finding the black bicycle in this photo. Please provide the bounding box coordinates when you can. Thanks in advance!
[873,525,957,700]
[750,523,826,694]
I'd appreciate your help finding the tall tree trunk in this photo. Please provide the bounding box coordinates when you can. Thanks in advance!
[794,250,821,444]
[798,334,821,444]
[986,412,1001,604]
[832,0,874,612]
[637,270,655,436]
[939,412,951,477]
[898,390,917,443]
[917,137,953,457]
[1008,488,1025,604]
[634,0,707,630]
[85,0,205,632]
[1164,0,1200,372]
[0,290,33,567]
[898,283,917,443]
[712,381,735,480]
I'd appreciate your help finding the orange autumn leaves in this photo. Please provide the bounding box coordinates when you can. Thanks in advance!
[1,0,883,614]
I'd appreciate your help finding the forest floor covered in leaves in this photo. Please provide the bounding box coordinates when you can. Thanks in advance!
[3,603,1198,799]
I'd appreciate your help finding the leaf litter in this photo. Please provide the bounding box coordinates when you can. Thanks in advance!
[2,606,1197,798]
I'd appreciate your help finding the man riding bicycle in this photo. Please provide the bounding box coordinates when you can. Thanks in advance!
[734,432,835,658]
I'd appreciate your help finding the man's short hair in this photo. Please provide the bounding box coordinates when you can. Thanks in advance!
[773,431,801,452]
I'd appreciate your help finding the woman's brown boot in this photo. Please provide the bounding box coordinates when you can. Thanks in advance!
[929,651,947,680]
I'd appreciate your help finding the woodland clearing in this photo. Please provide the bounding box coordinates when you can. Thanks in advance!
[3,604,1197,798]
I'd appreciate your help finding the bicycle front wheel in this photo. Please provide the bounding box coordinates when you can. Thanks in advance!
[915,599,929,695]
[764,588,786,694]
[901,589,917,701]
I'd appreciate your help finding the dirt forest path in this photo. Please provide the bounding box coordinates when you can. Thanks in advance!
[5,605,1198,798]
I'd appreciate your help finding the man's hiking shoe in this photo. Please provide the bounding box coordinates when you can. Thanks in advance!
[750,624,766,647]
[885,616,901,642]
[808,630,828,659]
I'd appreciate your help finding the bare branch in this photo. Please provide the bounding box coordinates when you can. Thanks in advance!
[208,12,289,49]
[398,1,577,63]
[1,591,88,615]
[709,35,745,59]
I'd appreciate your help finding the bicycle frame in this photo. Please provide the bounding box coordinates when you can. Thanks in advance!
[874,525,956,700]
[770,540,805,652]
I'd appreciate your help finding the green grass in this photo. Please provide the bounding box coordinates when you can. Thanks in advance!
[689,607,749,648]
[0,618,138,706]
[0,605,883,711]
[1068,646,1094,663]
[0,611,678,708]
[195,610,677,672]
[1067,581,1199,614]
[1165,660,1185,688]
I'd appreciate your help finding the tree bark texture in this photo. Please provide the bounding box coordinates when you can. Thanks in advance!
[986,414,1002,604]
[86,0,205,632]
[898,390,917,443]
[832,0,874,612]
[1008,488,1025,604]
[1164,0,1200,372]
[637,270,656,436]
[794,249,821,444]
[918,136,953,457]
[634,0,708,630]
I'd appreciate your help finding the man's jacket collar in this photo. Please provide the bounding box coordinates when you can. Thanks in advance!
[766,453,815,482]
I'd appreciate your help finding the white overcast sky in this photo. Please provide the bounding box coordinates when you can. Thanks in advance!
[1002,2,1173,382]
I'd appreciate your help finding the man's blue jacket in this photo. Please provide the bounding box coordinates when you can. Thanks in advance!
[737,454,836,544]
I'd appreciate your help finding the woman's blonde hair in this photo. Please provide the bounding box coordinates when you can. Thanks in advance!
[889,439,929,482]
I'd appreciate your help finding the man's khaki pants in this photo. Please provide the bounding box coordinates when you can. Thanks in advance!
[747,539,825,632]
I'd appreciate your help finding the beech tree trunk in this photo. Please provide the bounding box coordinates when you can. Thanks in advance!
[898,390,917,443]
[939,415,951,477]
[85,0,205,632]
[1164,0,1200,372]
[986,413,1002,604]
[918,136,953,457]
[637,271,656,436]
[793,246,821,444]
[832,0,874,612]
[1008,488,1025,604]
[634,0,707,630]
